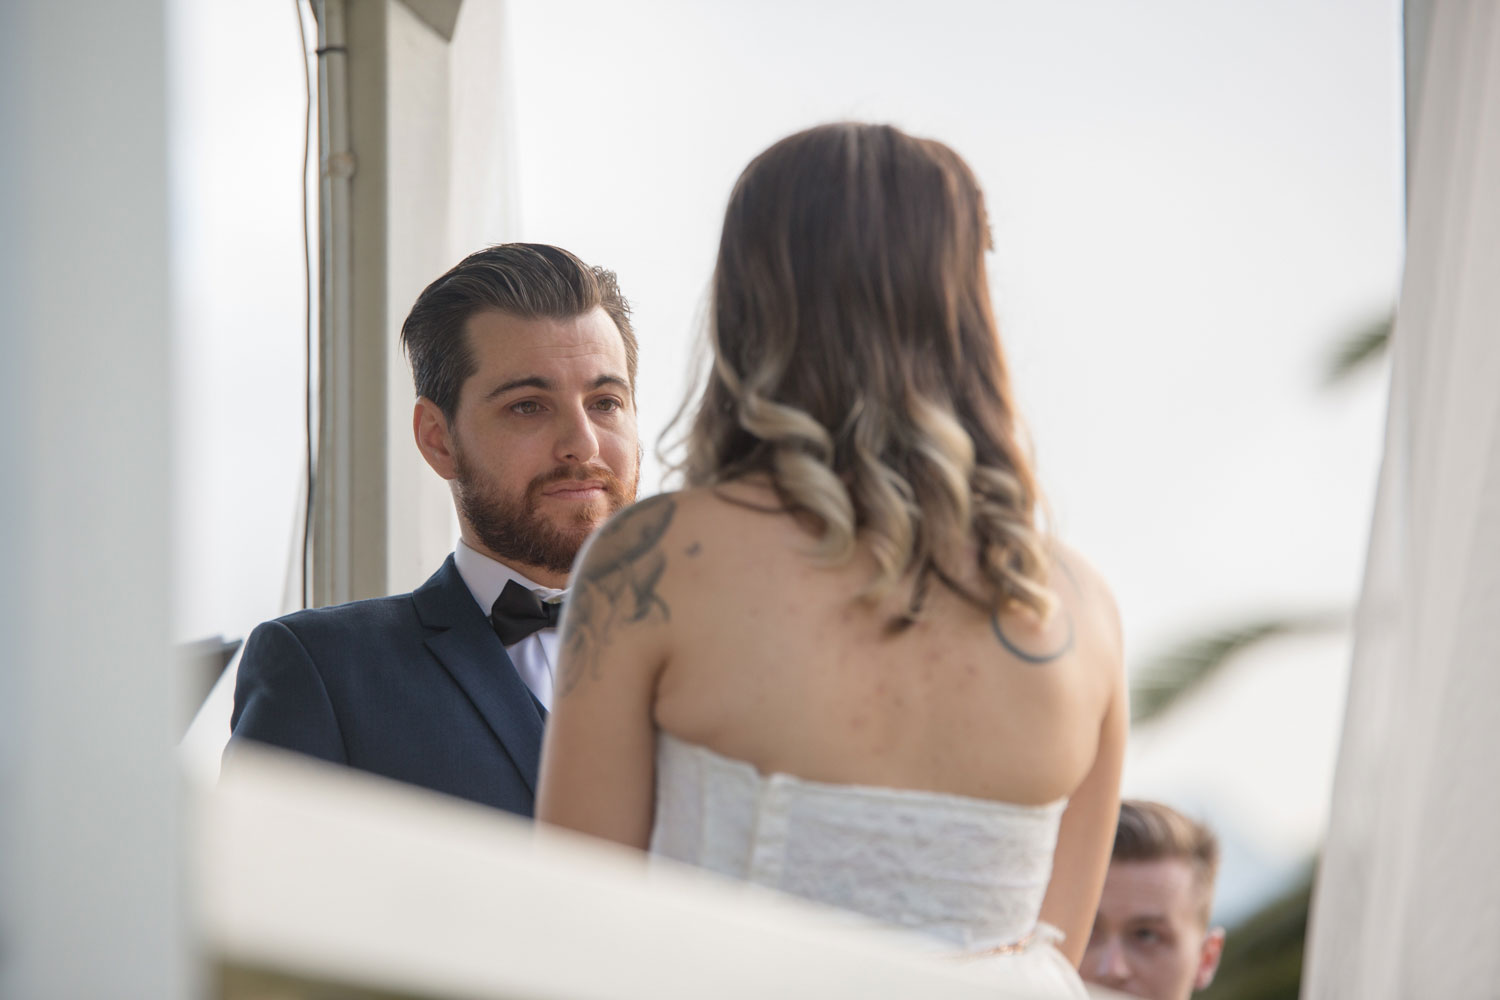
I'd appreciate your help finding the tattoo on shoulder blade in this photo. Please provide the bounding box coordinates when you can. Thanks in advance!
[991,549,1083,664]
[991,609,1075,665]
[558,495,676,696]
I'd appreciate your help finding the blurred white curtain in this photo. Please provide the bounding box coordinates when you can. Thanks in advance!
[1303,2,1500,995]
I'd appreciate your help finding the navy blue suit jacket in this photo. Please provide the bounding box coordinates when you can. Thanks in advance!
[228,556,543,816]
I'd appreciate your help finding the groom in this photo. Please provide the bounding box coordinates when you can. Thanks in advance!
[228,243,641,816]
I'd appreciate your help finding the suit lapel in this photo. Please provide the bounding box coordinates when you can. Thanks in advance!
[413,557,545,793]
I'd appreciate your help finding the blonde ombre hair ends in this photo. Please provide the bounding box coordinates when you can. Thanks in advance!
[680,123,1054,622]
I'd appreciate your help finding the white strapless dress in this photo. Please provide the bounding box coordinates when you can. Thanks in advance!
[649,732,1089,997]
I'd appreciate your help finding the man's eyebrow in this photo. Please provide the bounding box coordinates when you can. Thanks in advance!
[482,373,630,402]
[484,376,552,401]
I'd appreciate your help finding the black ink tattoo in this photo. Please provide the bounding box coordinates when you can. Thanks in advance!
[992,549,1082,664]
[991,610,1075,664]
[558,495,676,696]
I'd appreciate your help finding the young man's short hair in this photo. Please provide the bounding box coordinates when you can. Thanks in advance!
[1112,800,1221,925]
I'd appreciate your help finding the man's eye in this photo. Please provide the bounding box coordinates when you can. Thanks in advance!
[510,400,542,415]
[594,398,622,412]
[1132,928,1162,945]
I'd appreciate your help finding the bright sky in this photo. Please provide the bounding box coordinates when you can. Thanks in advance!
[172,0,1404,924]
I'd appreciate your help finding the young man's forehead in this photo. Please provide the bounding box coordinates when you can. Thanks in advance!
[1101,858,1205,914]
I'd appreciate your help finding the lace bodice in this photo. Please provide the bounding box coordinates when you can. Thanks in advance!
[649,732,1068,951]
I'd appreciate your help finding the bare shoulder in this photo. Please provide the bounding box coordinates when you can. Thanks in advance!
[571,487,721,597]
[1047,539,1112,604]
[575,492,685,577]
[1048,540,1124,661]
[641,477,791,551]
[557,493,685,699]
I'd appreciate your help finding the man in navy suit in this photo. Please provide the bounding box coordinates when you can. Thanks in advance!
[229,243,641,816]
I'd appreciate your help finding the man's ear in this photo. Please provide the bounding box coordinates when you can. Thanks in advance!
[1194,926,1226,991]
[413,397,458,481]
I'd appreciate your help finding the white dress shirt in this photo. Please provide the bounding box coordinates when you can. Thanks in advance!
[453,538,565,711]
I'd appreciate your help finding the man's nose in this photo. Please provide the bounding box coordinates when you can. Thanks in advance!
[1089,938,1130,986]
[554,405,601,464]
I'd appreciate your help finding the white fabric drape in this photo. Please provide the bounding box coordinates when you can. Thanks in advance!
[1303,2,1500,995]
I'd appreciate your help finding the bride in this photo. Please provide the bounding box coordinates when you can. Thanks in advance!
[537,122,1125,995]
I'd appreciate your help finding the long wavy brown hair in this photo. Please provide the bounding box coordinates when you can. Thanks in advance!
[677,122,1054,621]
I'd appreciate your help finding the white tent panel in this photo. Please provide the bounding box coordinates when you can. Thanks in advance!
[1303,1,1500,994]
[386,0,464,594]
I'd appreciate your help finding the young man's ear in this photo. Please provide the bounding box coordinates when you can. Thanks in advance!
[413,398,459,481]
[1194,926,1226,991]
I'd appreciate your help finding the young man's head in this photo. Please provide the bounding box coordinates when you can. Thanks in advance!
[404,243,641,588]
[1080,800,1226,1000]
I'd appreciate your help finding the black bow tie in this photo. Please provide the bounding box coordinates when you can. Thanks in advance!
[490,579,564,646]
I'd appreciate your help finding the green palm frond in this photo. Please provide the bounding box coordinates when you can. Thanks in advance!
[1131,612,1346,726]
[1323,313,1393,386]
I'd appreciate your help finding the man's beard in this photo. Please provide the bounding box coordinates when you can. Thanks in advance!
[453,450,637,576]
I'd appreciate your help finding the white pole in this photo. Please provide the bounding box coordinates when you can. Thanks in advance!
[313,0,360,607]
[0,0,188,995]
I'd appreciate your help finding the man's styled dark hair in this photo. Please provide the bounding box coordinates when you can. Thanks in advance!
[400,243,637,420]
[1113,800,1221,925]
